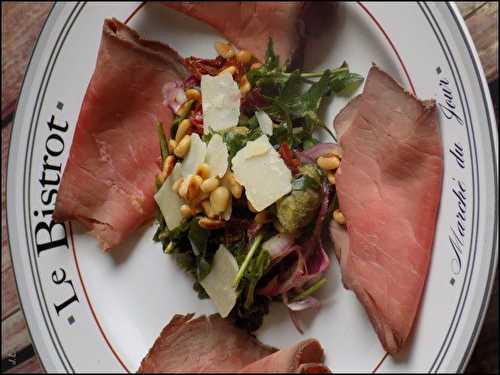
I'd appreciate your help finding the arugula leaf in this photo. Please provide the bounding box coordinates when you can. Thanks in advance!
[223,127,262,160]
[289,277,327,302]
[302,137,320,150]
[170,99,194,138]
[233,234,264,288]
[230,294,271,332]
[264,38,280,69]
[169,220,192,242]
[173,251,196,276]
[187,219,213,280]
[193,281,209,299]
[232,239,250,266]
[246,39,290,97]
[188,219,209,257]
[156,121,169,162]
[244,249,271,309]
[197,257,211,281]
[329,62,364,96]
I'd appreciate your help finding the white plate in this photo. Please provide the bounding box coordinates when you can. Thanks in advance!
[7,2,498,373]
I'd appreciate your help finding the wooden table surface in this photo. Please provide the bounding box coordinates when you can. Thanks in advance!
[1,2,498,373]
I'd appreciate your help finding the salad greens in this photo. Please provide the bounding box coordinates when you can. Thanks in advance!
[248,39,363,148]
[153,39,362,332]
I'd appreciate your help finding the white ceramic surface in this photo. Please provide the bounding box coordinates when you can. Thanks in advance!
[7,2,498,373]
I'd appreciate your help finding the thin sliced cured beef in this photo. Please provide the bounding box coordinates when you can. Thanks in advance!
[330,66,443,354]
[53,18,188,250]
[137,314,276,373]
[239,338,329,373]
[162,2,307,62]
[137,314,330,373]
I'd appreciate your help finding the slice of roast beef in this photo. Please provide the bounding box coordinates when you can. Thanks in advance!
[162,2,308,63]
[330,66,443,354]
[239,338,329,373]
[138,314,330,373]
[53,18,188,250]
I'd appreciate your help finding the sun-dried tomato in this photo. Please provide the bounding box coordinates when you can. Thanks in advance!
[279,143,300,174]
[184,56,226,80]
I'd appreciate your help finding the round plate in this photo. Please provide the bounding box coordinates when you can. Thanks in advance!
[7,2,498,372]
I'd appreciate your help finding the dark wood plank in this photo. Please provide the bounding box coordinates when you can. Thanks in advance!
[465,2,499,82]
[465,275,499,374]
[457,2,488,19]
[1,122,19,321]
[1,310,31,360]
[1,267,19,320]
[4,354,43,374]
[2,123,12,273]
[1,2,53,118]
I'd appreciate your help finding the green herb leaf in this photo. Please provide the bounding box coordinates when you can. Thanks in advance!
[264,38,280,70]
[223,126,262,160]
[197,257,211,281]
[329,62,364,96]
[244,249,271,309]
[230,294,271,332]
[173,251,196,276]
[193,281,209,299]
[168,219,191,242]
[170,99,194,138]
[188,219,209,257]
[156,122,169,162]
[233,234,264,288]
[302,137,319,150]
[290,277,327,302]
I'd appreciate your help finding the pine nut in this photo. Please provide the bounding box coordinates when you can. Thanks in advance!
[220,65,237,76]
[230,184,243,200]
[333,209,346,225]
[176,99,193,117]
[168,139,177,154]
[210,186,230,214]
[201,200,215,218]
[185,88,201,102]
[175,119,192,143]
[201,177,220,193]
[178,176,190,198]
[239,75,251,95]
[329,150,342,159]
[226,172,243,199]
[236,50,252,65]
[199,217,225,230]
[191,192,209,208]
[196,163,210,180]
[186,175,203,201]
[327,172,336,185]
[180,204,193,219]
[191,206,202,216]
[172,177,184,193]
[214,41,235,59]
[174,134,191,158]
[157,172,167,185]
[162,155,176,177]
[317,155,340,170]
